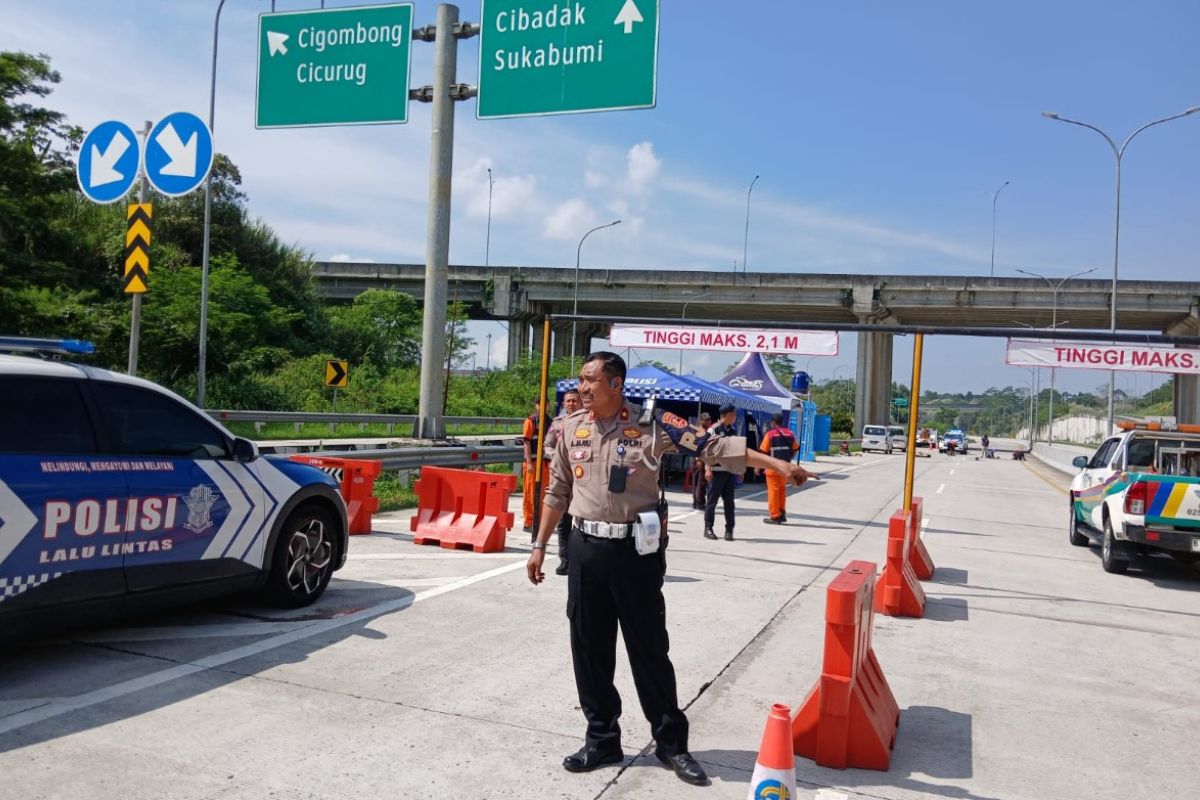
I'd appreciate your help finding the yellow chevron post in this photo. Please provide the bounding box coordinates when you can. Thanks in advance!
[124,203,153,294]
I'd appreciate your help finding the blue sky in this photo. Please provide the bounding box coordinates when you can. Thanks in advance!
[3,0,1197,399]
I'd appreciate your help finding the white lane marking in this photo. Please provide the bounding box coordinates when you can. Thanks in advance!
[936,483,946,495]
[950,469,956,476]
[71,621,306,643]
[922,516,930,531]
[348,552,522,560]
[814,790,850,800]
[0,559,527,735]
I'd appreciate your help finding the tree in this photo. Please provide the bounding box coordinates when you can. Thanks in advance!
[636,359,672,371]
[327,289,421,371]
[763,353,797,386]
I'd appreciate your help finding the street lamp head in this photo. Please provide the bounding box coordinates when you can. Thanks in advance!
[1041,111,1060,120]
[1185,106,1200,116]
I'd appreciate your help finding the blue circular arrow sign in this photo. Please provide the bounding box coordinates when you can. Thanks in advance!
[145,112,214,197]
[76,120,140,204]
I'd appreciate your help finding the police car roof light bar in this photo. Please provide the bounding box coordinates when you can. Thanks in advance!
[0,336,96,356]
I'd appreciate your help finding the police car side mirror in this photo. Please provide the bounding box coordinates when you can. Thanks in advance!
[1072,456,1088,469]
[232,437,259,463]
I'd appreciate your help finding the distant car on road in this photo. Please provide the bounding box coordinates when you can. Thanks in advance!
[1069,423,1200,575]
[861,425,893,454]
[940,429,967,455]
[888,425,908,451]
[0,337,349,640]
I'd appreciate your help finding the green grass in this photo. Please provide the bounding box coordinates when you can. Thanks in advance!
[373,473,418,512]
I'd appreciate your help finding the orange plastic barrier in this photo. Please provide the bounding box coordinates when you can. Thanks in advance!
[907,496,935,581]
[875,509,926,617]
[409,466,517,553]
[793,560,899,771]
[290,455,381,535]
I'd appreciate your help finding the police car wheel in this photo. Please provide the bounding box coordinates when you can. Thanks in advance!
[266,505,336,607]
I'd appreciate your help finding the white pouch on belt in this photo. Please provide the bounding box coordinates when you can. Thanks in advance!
[634,511,661,556]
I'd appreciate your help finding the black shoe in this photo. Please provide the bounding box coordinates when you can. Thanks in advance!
[703,528,718,540]
[763,516,784,525]
[563,745,624,773]
[655,750,709,786]
[555,560,569,576]
[724,531,734,541]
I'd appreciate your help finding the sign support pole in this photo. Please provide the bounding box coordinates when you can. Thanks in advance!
[903,334,924,511]
[413,4,478,438]
[127,120,152,377]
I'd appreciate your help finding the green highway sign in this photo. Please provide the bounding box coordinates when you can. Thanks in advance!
[477,0,660,120]
[256,3,414,128]
[893,397,909,406]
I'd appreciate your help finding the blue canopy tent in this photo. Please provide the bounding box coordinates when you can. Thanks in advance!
[555,366,778,482]
[555,365,778,420]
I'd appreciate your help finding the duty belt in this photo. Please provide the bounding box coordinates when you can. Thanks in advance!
[574,519,635,539]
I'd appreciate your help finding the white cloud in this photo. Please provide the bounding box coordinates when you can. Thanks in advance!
[329,254,376,263]
[543,198,599,241]
[625,141,661,195]
[456,158,539,221]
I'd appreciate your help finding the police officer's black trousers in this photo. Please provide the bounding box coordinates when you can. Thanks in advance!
[704,471,737,532]
[566,530,688,756]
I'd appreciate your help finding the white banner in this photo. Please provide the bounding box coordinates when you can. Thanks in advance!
[609,324,839,356]
[1006,338,1200,375]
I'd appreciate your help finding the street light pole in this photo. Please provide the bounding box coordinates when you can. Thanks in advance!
[196,0,229,408]
[1042,106,1200,433]
[678,291,712,373]
[988,180,1010,278]
[1016,267,1096,443]
[570,220,621,370]
[742,175,759,274]
[484,167,493,268]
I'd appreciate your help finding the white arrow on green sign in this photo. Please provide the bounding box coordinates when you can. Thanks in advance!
[477,0,660,120]
[256,3,414,128]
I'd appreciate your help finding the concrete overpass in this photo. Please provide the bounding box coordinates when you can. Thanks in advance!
[313,262,1200,425]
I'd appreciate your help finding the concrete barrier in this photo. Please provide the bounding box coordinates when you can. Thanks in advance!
[1031,442,1094,476]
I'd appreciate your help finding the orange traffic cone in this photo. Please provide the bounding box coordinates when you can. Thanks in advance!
[747,703,797,800]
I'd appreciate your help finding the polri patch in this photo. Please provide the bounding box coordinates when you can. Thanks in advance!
[660,411,689,429]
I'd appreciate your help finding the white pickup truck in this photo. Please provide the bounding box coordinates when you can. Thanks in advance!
[1069,424,1200,575]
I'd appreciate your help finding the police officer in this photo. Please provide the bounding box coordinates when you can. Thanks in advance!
[545,388,583,575]
[527,352,811,786]
[703,404,739,541]
[758,413,799,524]
[690,412,713,509]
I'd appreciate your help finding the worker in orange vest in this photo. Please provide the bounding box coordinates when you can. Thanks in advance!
[522,399,552,534]
[758,413,800,524]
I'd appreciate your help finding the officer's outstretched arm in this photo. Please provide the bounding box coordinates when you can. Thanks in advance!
[746,449,815,486]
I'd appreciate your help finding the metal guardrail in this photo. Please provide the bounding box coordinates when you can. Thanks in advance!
[208,410,524,434]
[304,444,524,471]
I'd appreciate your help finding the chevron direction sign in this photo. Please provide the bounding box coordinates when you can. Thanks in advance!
[124,204,152,294]
[325,359,349,388]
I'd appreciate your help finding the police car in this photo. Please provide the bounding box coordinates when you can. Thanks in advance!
[0,338,348,638]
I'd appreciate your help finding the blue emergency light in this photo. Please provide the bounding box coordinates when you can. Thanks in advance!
[0,336,96,355]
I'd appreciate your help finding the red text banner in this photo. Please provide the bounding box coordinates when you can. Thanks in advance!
[1006,339,1200,375]
[609,324,839,356]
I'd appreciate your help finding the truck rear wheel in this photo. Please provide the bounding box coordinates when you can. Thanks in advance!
[1101,516,1130,575]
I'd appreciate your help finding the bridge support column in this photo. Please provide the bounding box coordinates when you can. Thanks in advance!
[854,330,894,431]
[507,319,531,366]
[1166,310,1200,425]
[1176,376,1200,426]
